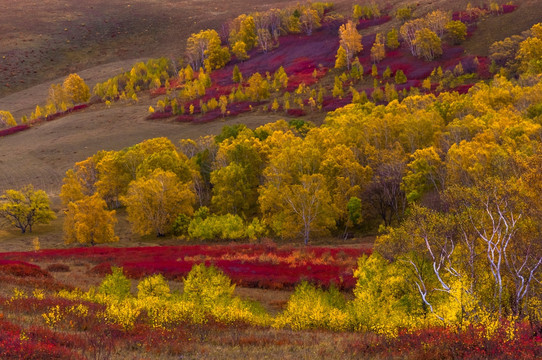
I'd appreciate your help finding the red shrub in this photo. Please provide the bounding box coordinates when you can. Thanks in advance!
[501,4,518,14]
[147,109,174,120]
[0,319,84,360]
[45,263,70,273]
[357,16,392,30]
[0,124,30,137]
[286,108,306,117]
[0,261,50,278]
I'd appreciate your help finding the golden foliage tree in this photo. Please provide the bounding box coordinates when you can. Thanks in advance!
[260,173,335,245]
[64,195,118,246]
[228,14,258,50]
[186,29,230,71]
[0,185,56,234]
[0,110,16,128]
[445,20,467,45]
[517,24,542,74]
[232,41,249,61]
[299,7,321,36]
[122,169,196,236]
[371,33,386,63]
[63,73,90,104]
[339,21,363,69]
[413,28,442,61]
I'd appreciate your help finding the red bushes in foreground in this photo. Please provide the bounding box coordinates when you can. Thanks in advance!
[1,244,370,290]
[354,323,542,360]
[0,318,84,360]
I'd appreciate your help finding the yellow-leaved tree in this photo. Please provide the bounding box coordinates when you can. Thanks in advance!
[0,110,17,128]
[371,33,386,63]
[64,195,118,246]
[0,185,56,234]
[122,169,196,236]
[338,20,363,69]
[63,73,90,104]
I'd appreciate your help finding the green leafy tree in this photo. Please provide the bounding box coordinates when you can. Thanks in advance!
[98,267,131,299]
[0,185,56,234]
[395,69,407,84]
[386,28,400,50]
[334,45,347,69]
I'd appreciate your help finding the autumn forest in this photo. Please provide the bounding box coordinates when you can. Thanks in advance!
[0,0,541,359]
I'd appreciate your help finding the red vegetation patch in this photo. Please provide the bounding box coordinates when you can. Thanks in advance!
[45,104,89,122]
[0,260,50,278]
[147,110,173,120]
[501,4,518,14]
[286,109,306,117]
[357,16,392,30]
[45,263,70,273]
[354,322,542,360]
[0,318,84,360]
[322,96,352,112]
[0,124,30,137]
[1,244,371,290]
[212,22,340,88]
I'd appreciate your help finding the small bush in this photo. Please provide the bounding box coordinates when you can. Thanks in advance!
[183,264,235,306]
[98,267,131,299]
[46,263,70,272]
[0,261,50,278]
[137,274,171,299]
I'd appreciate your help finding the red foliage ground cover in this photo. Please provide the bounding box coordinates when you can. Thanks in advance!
[0,244,371,290]
[212,21,339,88]
[357,16,392,30]
[0,318,84,360]
[0,124,30,137]
[355,322,542,360]
[0,260,51,278]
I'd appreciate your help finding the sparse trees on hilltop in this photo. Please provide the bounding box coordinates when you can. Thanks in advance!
[186,29,231,71]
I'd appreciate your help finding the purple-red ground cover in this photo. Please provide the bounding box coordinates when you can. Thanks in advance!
[0,244,371,290]
[0,318,84,360]
[0,124,29,137]
[354,322,542,360]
